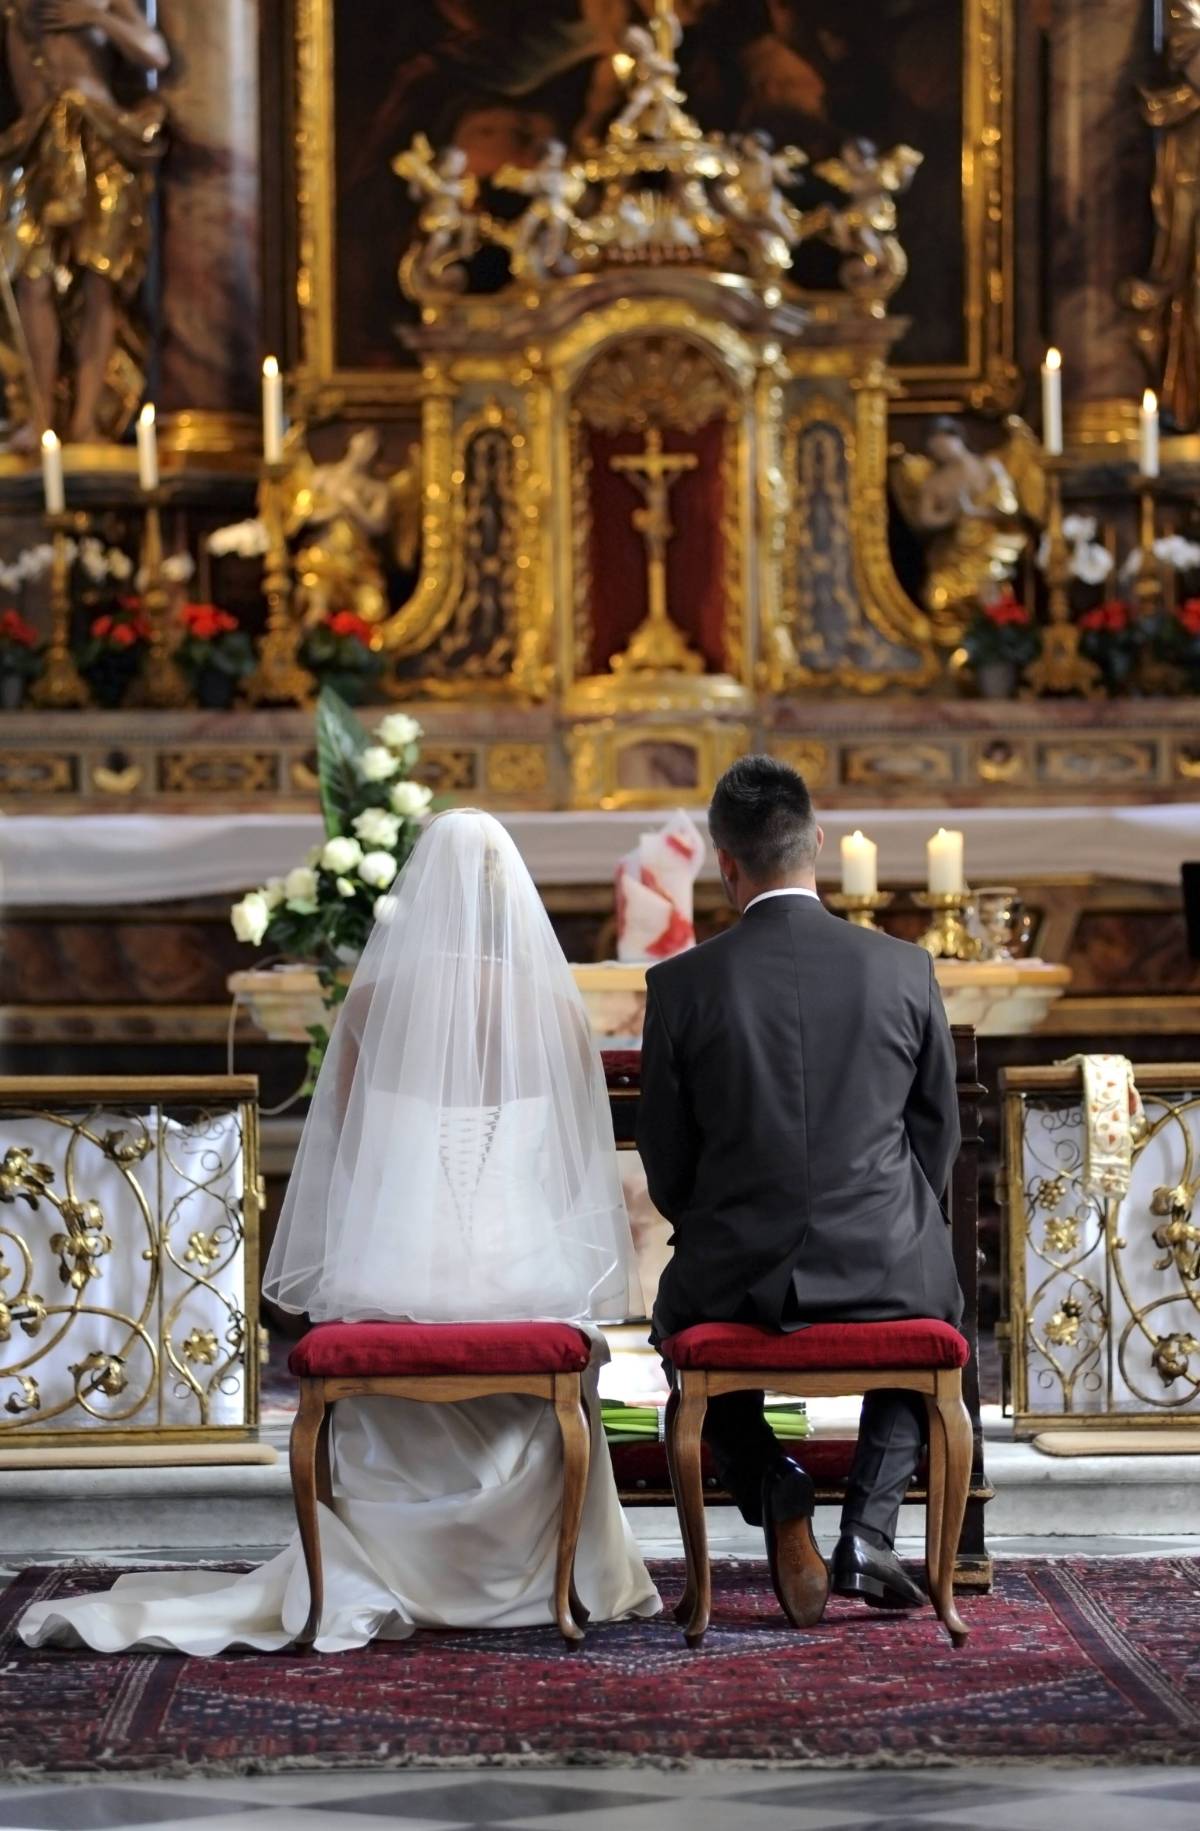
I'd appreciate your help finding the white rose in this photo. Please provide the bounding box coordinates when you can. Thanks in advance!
[320,836,363,874]
[336,876,357,899]
[230,891,271,946]
[359,850,399,889]
[284,865,319,908]
[107,548,134,581]
[358,745,400,782]
[375,712,422,749]
[389,780,433,817]
[262,877,286,911]
[353,806,401,848]
[373,894,398,925]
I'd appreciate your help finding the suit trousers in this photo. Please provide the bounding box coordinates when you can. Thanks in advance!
[701,1386,927,1546]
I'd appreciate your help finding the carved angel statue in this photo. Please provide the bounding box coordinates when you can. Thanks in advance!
[812,138,923,304]
[714,132,808,276]
[492,141,587,282]
[1123,2,1200,428]
[891,416,1042,643]
[287,428,393,629]
[394,132,478,299]
[609,15,698,145]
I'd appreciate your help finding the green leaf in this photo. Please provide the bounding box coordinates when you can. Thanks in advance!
[315,687,370,838]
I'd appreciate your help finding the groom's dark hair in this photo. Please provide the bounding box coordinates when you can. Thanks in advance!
[708,754,818,881]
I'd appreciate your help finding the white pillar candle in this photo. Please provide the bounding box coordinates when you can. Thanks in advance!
[927,827,964,895]
[262,355,284,465]
[136,402,159,492]
[40,429,64,516]
[1140,388,1160,479]
[840,829,877,897]
[1041,347,1063,457]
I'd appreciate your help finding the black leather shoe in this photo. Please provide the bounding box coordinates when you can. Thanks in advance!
[832,1531,926,1611]
[762,1458,830,1628]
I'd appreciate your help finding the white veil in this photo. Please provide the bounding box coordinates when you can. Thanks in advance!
[263,809,640,1324]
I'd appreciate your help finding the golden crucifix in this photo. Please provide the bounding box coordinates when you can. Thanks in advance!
[609,424,704,674]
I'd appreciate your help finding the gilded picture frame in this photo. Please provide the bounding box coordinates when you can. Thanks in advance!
[291,0,1016,416]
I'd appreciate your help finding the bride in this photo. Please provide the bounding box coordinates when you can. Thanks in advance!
[20,810,661,1654]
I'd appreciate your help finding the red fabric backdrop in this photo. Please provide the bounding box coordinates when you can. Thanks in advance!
[585,421,727,675]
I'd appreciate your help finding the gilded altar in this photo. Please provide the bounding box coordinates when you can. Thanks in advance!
[366,1,940,807]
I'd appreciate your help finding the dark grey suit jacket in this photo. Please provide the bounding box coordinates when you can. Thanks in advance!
[637,893,963,1342]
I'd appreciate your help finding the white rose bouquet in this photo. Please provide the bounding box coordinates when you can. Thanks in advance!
[230,690,434,1069]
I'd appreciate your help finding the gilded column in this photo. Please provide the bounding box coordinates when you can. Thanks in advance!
[157,0,262,439]
[1046,0,1156,443]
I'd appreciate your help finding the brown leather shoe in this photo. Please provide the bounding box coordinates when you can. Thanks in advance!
[762,1458,830,1629]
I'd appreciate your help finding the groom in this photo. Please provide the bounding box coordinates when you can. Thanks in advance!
[639,755,963,1627]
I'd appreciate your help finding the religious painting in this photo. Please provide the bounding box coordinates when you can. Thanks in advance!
[294,0,1014,411]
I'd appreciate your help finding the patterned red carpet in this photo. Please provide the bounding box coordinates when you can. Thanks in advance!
[2,1558,1197,1777]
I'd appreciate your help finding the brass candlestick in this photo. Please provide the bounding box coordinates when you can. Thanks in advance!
[1132,484,1162,619]
[132,492,190,709]
[1023,466,1102,698]
[241,461,315,707]
[915,890,981,961]
[828,890,894,931]
[28,513,89,709]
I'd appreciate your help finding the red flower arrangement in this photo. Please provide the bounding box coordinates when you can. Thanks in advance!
[176,602,256,707]
[182,603,239,642]
[299,608,385,706]
[1077,598,1143,692]
[1078,600,1134,635]
[961,587,1040,676]
[0,607,43,694]
[73,599,151,706]
[1148,594,1200,690]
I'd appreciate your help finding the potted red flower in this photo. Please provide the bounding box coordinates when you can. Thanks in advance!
[1077,599,1143,694]
[176,603,256,709]
[1148,596,1200,693]
[74,598,150,707]
[960,588,1040,698]
[298,609,385,706]
[0,607,43,708]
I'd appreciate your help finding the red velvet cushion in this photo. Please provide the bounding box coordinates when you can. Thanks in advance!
[288,1320,592,1379]
[660,1318,969,1372]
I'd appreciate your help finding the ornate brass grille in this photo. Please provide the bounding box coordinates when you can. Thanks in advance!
[0,1077,261,1444]
[1003,1064,1200,1433]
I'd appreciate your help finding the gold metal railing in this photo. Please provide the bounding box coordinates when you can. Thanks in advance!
[1002,1063,1200,1434]
[0,1077,261,1445]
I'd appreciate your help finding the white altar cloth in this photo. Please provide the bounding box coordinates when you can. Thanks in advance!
[1,805,1198,906]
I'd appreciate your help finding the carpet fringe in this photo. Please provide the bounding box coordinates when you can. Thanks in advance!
[1,1748,1195,1786]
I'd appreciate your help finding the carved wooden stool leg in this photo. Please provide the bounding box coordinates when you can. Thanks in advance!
[929,1370,973,1647]
[554,1375,591,1646]
[290,1379,329,1648]
[672,1375,711,1648]
[663,1388,695,1626]
[923,1379,945,1608]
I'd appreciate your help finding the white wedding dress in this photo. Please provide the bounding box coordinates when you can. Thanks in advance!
[20,812,661,1655]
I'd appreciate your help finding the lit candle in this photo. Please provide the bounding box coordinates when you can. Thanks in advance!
[40,429,64,517]
[1139,388,1160,480]
[840,830,878,897]
[136,402,159,493]
[1041,347,1063,457]
[262,355,284,466]
[927,828,964,895]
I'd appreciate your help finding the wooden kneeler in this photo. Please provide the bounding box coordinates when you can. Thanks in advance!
[287,1321,594,1648]
[662,1320,974,1649]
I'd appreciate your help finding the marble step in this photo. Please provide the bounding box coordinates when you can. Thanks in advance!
[2,1423,1196,1561]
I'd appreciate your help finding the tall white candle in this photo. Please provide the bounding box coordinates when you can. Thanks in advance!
[136,402,159,492]
[1140,388,1160,480]
[1041,347,1063,457]
[927,828,964,895]
[840,830,877,897]
[262,355,284,465]
[40,429,64,516]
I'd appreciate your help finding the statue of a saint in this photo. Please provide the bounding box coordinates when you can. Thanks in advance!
[0,0,168,450]
[393,132,478,300]
[1125,3,1200,429]
[492,141,587,282]
[288,429,392,630]
[890,417,1033,643]
[609,15,697,146]
[811,137,923,305]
